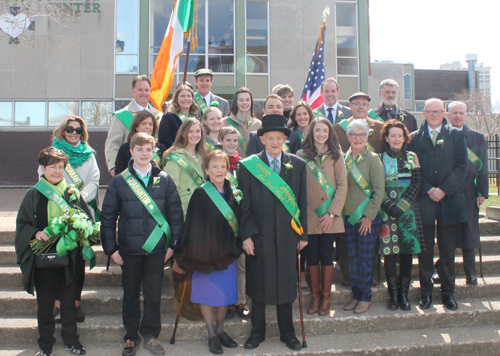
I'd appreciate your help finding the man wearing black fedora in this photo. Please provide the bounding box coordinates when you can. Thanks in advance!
[238,114,308,351]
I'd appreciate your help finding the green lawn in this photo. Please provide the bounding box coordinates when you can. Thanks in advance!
[481,195,500,213]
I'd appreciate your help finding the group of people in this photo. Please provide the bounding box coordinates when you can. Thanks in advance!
[15,70,488,356]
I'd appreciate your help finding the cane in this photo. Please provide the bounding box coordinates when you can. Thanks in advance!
[477,210,484,278]
[297,243,307,348]
[170,272,191,345]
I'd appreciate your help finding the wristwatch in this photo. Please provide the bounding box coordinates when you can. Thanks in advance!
[327,212,334,219]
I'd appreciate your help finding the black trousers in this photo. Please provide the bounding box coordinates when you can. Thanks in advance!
[335,234,350,278]
[34,266,80,352]
[307,233,335,266]
[121,252,165,344]
[250,300,295,338]
[384,254,413,279]
[418,204,457,297]
[462,248,476,277]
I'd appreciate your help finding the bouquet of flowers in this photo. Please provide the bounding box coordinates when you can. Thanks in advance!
[30,207,100,269]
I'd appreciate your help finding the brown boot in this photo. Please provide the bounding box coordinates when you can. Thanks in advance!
[306,265,321,314]
[319,265,334,316]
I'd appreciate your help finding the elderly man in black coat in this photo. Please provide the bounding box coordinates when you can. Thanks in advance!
[238,114,308,351]
[448,101,489,285]
[408,98,468,311]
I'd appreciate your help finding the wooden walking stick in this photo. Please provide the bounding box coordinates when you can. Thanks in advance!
[297,243,307,348]
[170,271,191,345]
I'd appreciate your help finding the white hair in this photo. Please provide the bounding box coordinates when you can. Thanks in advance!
[448,101,467,112]
[378,79,399,93]
[346,120,369,135]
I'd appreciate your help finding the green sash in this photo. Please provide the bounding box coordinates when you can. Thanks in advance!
[165,152,205,186]
[121,169,171,252]
[282,143,291,153]
[367,109,385,123]
[152,151,161,166]
[226,117,249,153]
[339,119,377,153]
[345,151,373,225]
[226,171,239,187]
[202,182,240,237]
[306,159,336,217]
[35,180,71,213]
[114,108,134,130]
[313,107,326,118]
[205,140,217,153]
[467,147,484,196]
[64,164,102,221]
[240,155,303,235]
[297,132,305,144]
[194,92,208,115]
[177,111,188,122]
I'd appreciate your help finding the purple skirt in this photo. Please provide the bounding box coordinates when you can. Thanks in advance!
[190,261,237,307]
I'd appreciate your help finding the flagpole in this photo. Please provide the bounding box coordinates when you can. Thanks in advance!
[182,31,192,84]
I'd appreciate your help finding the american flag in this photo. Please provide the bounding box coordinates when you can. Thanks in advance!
[301,24,326,110]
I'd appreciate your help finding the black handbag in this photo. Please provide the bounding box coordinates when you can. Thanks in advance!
[35,245,69,268]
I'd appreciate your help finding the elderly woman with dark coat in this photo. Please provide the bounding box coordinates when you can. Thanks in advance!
[379,120,425,311]
[175,150,242,355]
[16,147,91,356]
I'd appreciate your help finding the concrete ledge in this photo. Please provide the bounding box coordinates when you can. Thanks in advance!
[486,206,500,221]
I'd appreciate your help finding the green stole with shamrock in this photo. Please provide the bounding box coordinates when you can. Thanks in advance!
[202,181,239,237]
[344,151,373,225]
[306,158,336,217]
[194,92,209,115]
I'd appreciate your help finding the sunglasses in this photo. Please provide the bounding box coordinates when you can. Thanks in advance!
[65,126,83,135]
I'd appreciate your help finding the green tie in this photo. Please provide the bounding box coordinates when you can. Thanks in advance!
[272,158,280,175]
[431,130,437,146]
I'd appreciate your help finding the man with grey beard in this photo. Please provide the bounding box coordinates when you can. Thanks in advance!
[370,79,417,133]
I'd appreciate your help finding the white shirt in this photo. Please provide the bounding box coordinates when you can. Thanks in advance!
[266,151,281,173]
[202,93,212,106]
[134,100,150,112]
[428,124,442,137]
[323,102,339,117]
[133,164,152,178]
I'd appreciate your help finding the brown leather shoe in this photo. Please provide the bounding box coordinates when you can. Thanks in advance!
[306,265,321,314]
[354,301,371,314]
[319,265,334,316]
[344,299,359,311]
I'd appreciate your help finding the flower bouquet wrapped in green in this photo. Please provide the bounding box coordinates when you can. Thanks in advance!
[30,207,100,269]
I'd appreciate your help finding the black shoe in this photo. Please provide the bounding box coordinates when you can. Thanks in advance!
[235,304,251,319]
[65,344,86,355]
[208,336,223,354]
[225,305,235,320]
[144,338,165,355]
[244,335,265,349]
[122,340,139,356]
[38,349,54,356]
[217,331,237,348]
[442,295,458,310]
[54,306,61,324]
[418,295,432,309]
[466,275,478,285]
[280,334,302,351]
[431,271,441,285]
[76,305,85,323]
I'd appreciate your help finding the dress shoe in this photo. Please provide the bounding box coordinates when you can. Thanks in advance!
[217,331,237,348]
[235,303,251,319]
[341,277,351,286]
[442,295,458,310]
[418,295,432,309]
[466,275,478,286]
[144,338,165,355]
[208,336,223,355]
[244,335,265,349]
[279,334,302,350]
[354,301,371,314]
[344,299,359,311]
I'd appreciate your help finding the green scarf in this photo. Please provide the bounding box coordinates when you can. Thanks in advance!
[53,138,95,168]
[42,177,68,221]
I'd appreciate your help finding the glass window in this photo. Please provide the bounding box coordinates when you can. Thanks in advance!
[246,0,268,55]
[15,102,46,127]
[337,58,358,75]
[115,101,130,111]
[179,54,206,73]
[404,74,412,100]
[246,56,267,73]
[48,102,79,126]
[209,55,234,73]
[0,102,12,127]
[116,0,139,73]
[416,103,425,112]
[336,3,358,58]
[187,0,206,54]
[208,0,233,55]
[81,101,113,127]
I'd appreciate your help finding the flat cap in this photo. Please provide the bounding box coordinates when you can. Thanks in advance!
[349,92,371,102]
[194,68,214,78]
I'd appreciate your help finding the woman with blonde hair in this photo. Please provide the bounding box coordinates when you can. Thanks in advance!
[202,107,223,153]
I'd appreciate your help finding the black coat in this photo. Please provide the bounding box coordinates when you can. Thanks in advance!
[238,150,307,305]
[114,141,167,175]
[246,130,302,156]
[158,112,183,149]
[456,125,489,249]
[100,160,184,256]
[408,119,468,225]
[175,180,242,274]
[374,103,418,133]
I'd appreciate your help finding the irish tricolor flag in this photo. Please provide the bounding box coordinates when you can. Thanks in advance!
[150,0,195,111]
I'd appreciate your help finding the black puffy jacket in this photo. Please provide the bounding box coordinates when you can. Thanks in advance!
[101,160,184,256]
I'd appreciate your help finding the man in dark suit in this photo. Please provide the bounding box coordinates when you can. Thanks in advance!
[247,95,302,155]
[238,114,308,351]
[312,78,352,124]
[408,98,468,310]
[370,79,418,133]
[448,101,488,285]
[194,69,230,120]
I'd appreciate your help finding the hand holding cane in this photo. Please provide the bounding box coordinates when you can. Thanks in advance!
[297,242,307,348]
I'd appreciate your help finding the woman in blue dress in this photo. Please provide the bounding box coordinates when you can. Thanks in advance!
[175,150,242,355]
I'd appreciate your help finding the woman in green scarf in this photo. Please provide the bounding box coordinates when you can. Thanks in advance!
[38,115,100,324]
[16,147,91,355]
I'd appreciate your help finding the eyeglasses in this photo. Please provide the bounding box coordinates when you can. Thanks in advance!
[65,126,83,134]
[425,110,444,116]
[351,102,370,108]
[348,133,367,139]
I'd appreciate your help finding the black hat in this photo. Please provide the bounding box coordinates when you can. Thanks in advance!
[349,92,371,102]
[257,114,291,137]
